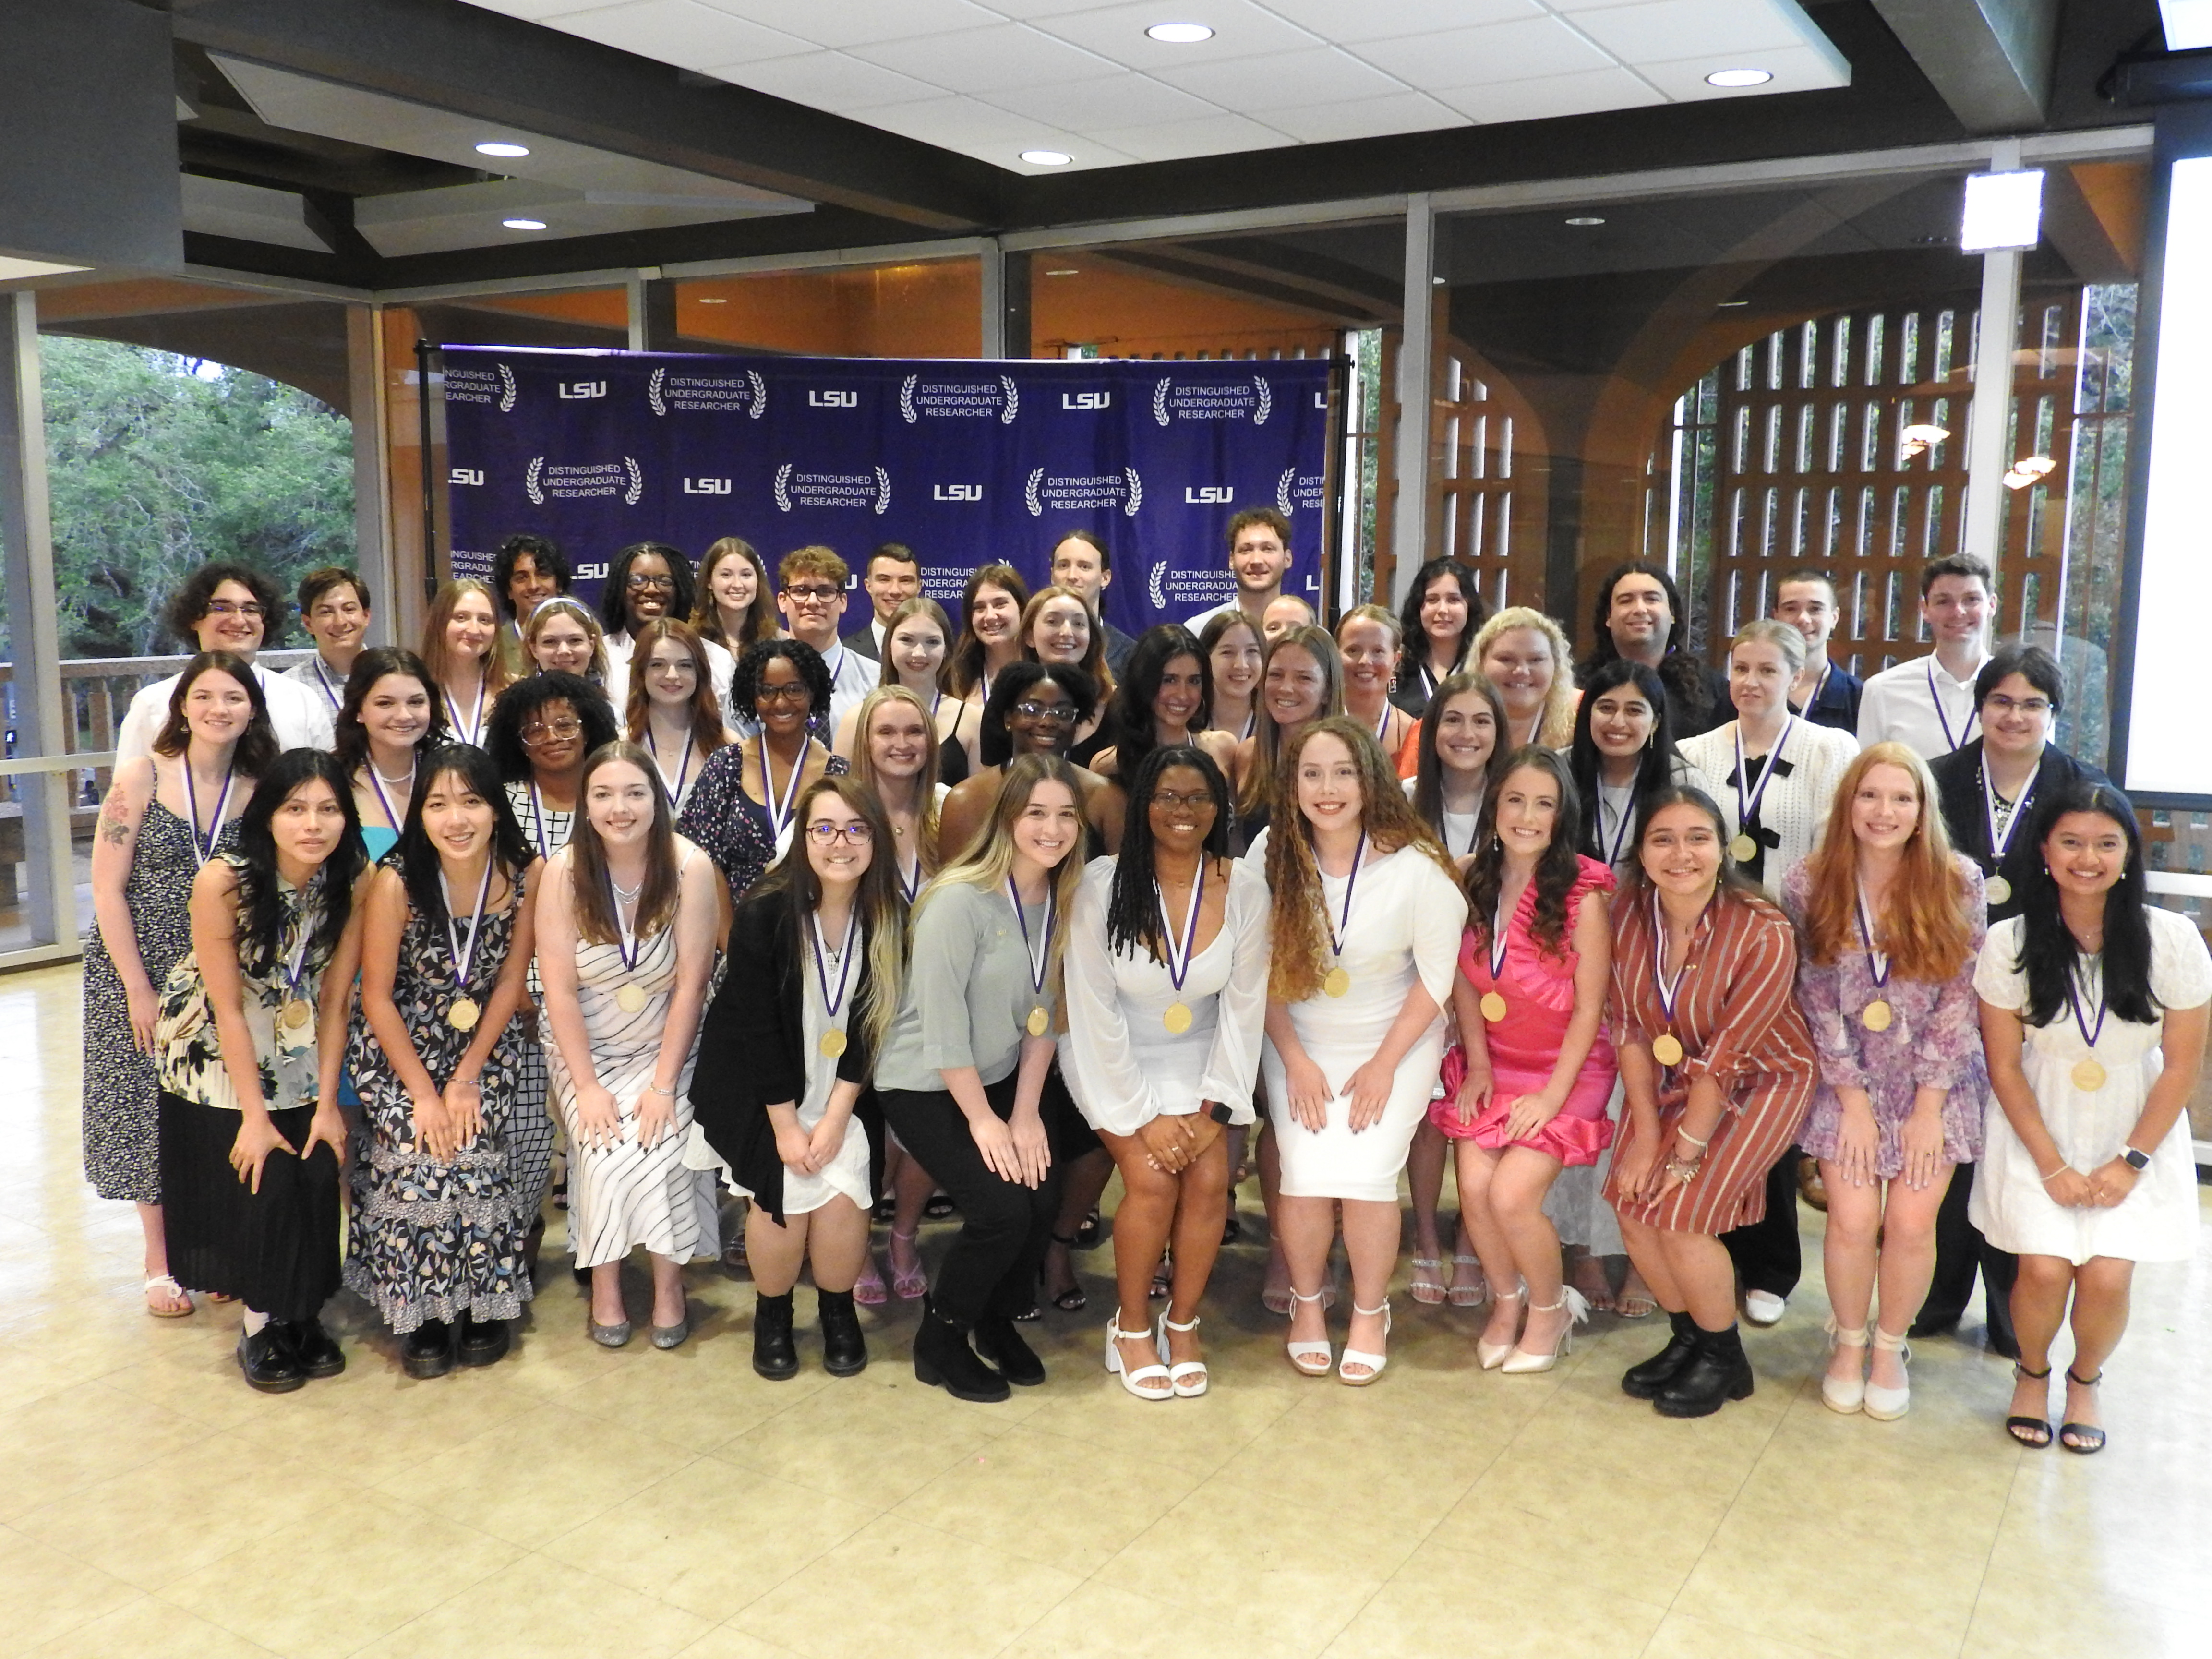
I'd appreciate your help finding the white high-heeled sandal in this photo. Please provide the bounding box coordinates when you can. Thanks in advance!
[1477,1280,1526,1370]
[1158,1310,1208,1397]
[1501,1286,1590,1374]
[1863,1326,1911,1421]
[1105,1310,1172,1400]
[1285,1286,1333,1376]
[1338,1298,1392,1386]
[1821,1316,1868,1415]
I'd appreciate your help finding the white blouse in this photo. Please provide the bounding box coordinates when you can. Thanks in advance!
[1678,718,1859,901]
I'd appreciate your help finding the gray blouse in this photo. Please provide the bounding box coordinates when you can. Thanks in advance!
[873,878,1059,1093]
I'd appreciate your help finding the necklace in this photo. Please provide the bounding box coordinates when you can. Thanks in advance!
[369,757,415,786]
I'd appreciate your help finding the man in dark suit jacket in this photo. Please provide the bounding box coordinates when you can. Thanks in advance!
[1774,568,1863,732]
[1924,645,2107,1360]
[841,542,922,663]
[1049,528,1136,678]
[1575,560,1731,736]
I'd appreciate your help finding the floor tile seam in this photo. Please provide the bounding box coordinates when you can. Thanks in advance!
[12,1473,370,1598]
[128,1588,290,1659]
[0,1521,155,1653]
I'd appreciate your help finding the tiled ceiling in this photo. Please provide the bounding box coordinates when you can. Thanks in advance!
[461,0,1851,173]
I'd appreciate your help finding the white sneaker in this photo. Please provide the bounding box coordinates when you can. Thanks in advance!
[1743,1290,1786,1327]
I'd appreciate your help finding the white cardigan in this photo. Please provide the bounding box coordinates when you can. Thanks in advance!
[1677,718,1859,901]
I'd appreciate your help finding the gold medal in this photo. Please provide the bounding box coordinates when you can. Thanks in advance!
[1323,966,1351,998]
[1163,1001,1193,1036]
[1984,875,2012,906]
[278,998,313,1032]
[1480,990,1507,1023]
[1729,832,1757,863]
[1027,1005,1050,1037]
[616,984,648,1014]
[1652,1032,1684,1067]
[448,997,480,1033]
[2071,1058,2107,1092]
[1861,999,1893,1033]
[819,1028,848,1059]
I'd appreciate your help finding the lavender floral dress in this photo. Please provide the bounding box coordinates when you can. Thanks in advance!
[1780,854,1991,1176]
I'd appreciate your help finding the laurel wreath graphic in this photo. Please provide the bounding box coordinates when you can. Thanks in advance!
[899,374,918,425]
[647,368,666,417]
[1253,376,1272,426]
[1149,561,1168,610]
[498,364,517,413]
[1153,379,1171,427]
[1277,467,1296,517]
[747,370,767,418]
[1024,468,1045,517]
[1124,467,1142,517]
[525,456,544,505]
[1000,376,1019,423]
[624,457,644,506]
[773,463,793,512]
[874,466,891,515]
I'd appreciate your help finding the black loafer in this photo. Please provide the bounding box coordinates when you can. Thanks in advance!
[458,1313,509,1368]
[403,1318,456,1379]
[281,1317,346,1380]
[237,1326,305,1394]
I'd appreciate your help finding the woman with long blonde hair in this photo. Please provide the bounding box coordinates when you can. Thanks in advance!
[1260,717,1467,1384]
[1785,742,1989,1420]
[1468,607,1577,751]
[420,578,510,747]
[623,617,734,814]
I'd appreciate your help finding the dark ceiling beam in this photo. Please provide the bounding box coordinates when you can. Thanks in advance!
[1864,0,2058,131]
[169,0,1006,230]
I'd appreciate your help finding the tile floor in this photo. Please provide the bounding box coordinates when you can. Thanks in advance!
[4,962,2207,1659]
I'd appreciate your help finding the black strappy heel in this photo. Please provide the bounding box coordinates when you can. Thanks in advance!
[2059,1368,2107,1455]
[2005,1361,2054,1449]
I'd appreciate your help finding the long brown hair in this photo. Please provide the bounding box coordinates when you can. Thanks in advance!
[1022,582,1114,697]
[1266,716,1455,1002]
[565,742,681,947]
[420,577,512,695]
[624,617,728,759]
[1239,625,1344,818]
[692,536,777,649]
[750,775,908,1059]
[947,563,1029,698]
[847,685,942,875]
[876,596,956,694]
[1797,742,1974,981]
[152,650,279,776]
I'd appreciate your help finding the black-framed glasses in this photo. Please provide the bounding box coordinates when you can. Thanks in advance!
[1149,789,1217,812]
[206,601,265,619]
[755,683,813,704]
[784,584,841,601]
[805,820,873,845]
[625,572,675,591]
[1983,694,2051,717]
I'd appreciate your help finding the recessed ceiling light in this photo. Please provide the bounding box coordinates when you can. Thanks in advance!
[501,217,547,230]
[1146,22,1214,42]
[1564,216,1605,227]
[697,296,728,303]
[476,141,530,157]
[1719,299,1749,307]
[1045,268,1080,276]
[1706,68,1773,87]
[1020,149,1073,166]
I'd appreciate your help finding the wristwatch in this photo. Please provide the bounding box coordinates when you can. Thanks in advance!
[1207,1101,1236,1125]
[2122,1146,2151,1171]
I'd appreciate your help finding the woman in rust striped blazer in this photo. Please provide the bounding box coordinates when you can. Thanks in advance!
[1604,784,1819,1419]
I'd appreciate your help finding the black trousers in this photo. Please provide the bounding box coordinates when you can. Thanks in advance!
[1720,1149,1803,1300]
[1915,1160,2019,1352]
[879,1073,1062,1326]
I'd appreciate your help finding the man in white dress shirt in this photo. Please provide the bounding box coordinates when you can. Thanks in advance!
[283,566,372,719]
[1854,553,1994,760]
[840,542,922,663]
[116,563,335,760]
[779,545,877,733]
[1185,506,1292,637]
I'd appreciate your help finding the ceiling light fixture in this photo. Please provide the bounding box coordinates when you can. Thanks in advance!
[475,141,531,157]
[1706,68,1773,87]
[1146,22,1214,42]
[697,296,728,303]
[1020,149,1073,166]
[1564,216,1606,227]
[502,217,548,230]
[1899,422,1949,460]
[1045,268,1080,276]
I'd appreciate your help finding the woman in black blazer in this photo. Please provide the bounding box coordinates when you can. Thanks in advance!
[693,776,907,1380]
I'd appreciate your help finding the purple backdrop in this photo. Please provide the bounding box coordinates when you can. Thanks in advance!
[438,346,1337,637]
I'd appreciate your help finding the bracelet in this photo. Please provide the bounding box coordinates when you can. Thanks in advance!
[2037,1164,2070,1185]
[1665,1157,1702,1183]
[1674,1129,1710,1151]
[644,1082,676,1097]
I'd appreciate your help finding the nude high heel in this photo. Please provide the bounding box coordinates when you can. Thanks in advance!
[1477,1280,1526,1370]
[1501,1286,1590,1374]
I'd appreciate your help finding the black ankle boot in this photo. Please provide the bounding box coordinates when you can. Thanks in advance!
[282,1317,346,1380]
[237,1324,304,1394]
[818,1288,867,1378]
[913,1297,1010,1402]
[1622,1311,1700,1399]
[1655,1322,1755,1419]
[458,1311,509,1368]
[753,1291,799,1381]
[973,1312,1046,1387]
[403,1318,455,1379]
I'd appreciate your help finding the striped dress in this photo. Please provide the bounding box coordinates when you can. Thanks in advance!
[543,860,716,1267]
[1603,886,1818,1233]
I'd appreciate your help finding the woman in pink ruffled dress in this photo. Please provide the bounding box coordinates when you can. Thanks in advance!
[1445,747,1619,1373]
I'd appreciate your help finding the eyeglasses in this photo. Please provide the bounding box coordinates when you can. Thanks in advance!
[206,601,265,619]
[1012,700,1076,721]
[1149,790,1217,811]
[755,683,814,704]
[1984,694,2050,717]
[625,573,675,591]
[521,718,584,742]
[805,820,874,845]
[784,584,841,601]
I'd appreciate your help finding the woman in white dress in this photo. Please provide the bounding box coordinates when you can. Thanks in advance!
[538,742,722,1349]
[1977,780,2209,1454]
[692,778,906,1380]
[623,617,734,815]
[1261,716,1467,1384]
[1063,744,1270,1399]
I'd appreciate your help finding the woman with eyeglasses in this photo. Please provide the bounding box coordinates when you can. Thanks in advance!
[624,617,734,815]
[937,661,1113,868]
[1063,745,1269,1398]
[115,564,333,760]
[89,651,276,1319]
[693,778,906,1379]
[600,541,735,718]
[334,648,447,865]
[1392,556,1489,719]
[520,595,611,687]
[943,563,1030,780]
[420,578,510,749]
[678,639,845,906]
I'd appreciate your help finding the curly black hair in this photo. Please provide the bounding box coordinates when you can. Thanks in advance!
[483,671,619,782]
[598,541,696,637]
[1105,743,1232,963]
[980,660,1097,768]
[731,637,833,722]
[491,533,571,620]
[165,562,287,650]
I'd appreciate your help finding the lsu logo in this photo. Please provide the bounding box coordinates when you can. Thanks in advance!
[809,389,858,408]
[557,381,606,399]
[1185,486,1234,505]
[934,484,982,502]
[576,561,610,581]
[448,468,483,486]
[1063,392,1110,410]
[683,477,732,495]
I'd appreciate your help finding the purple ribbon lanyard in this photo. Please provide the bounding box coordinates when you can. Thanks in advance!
[1927,661,1978,753]
[1855,888,1892,994]
[760,741,806,842]
[1981,759,2034,865]
[1489,891,1511,983]
[2068,962,2107,1051]
[1157,864,1206,992]
[448,680,486,747]
[1732,715,1792,845]
[182,758,237,866]
[1327,832,1370,960]
[1008,876,1057,1004]
[443,860,494,990]
[1650,888,1689,1026]
[610,869,641,975]
[814,909,857,1021]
